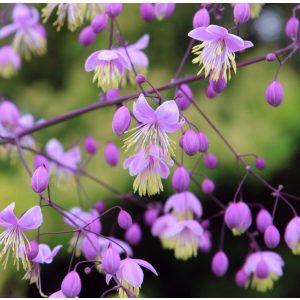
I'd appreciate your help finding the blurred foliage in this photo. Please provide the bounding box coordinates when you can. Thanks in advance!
[0,3,300,298]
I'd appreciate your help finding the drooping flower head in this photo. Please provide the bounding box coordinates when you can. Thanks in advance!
[0,203,43,270]
[0,45,21,78]
[124,144,173,196]
[85,49,131,92]
[284,216,300,254]
[188,25,253,82]
[241,251,284,292]
[0,4,47,60]
[123,93,184,158]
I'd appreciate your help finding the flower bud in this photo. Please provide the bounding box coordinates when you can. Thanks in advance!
[82,233,100,260]
[264,225,280,248]
[94,200,106,214]
[61,271,81,298]
[79,26,96,46]
[25,240,39,261]
[101,245,121,274]
[112,106,131,136]
[235,269,248,287]
[198,132,209,153]
[172,166,190,193]
[193,8,210,28]
[210,76,227,93]
[255,157,266,170]
[204,153,218,169]
[140,4,155,22]
[100,89,120,103]
[125,223,142,245]
[91,13,108,33]
[211,251,229,277]
[285,17,299,40]
[233,4,251,24]
[84,136,99,155]
[199,231,212,253]
[175,84,193,111]
[154,3,176,20]
[182,129,200,156]
[0,100,20,127]
[104,143,119,166]
[105,3,123,17]
[266,53,276,62]
[31,166,49,193]
[255,259,269,279]
[117,210,132,230]
[33,153,48,170]
[224,202,252,235]
[144,207,159,226]
[205,85,218,98]
[201,178,215,194]
[256,209,272,233]
[265,80,284,107]
[136,74,146,84]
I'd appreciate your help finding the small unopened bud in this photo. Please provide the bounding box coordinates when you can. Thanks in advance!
[140,4,155,22]
[198,132,209,153]
[193,8,210,28]
[84,267,91,274]
[125,223,142,245]
[204,153,218,169]
[172,166,190,193]
[84,136,99,155]
[285,17,299,40]
[112,106,131,136]
[135,74,146,84]
[255,157,266,170]
[117,210,132,230]
[201,178,215,194]
[182,129,200,156]
[105,3,123,17]
[233,3,251,24]
[101,245,121,274]
[175,84,193,111]
[211,251,229,277]
[94,200,106,214]
[79,26,96,46]
[91,13,108,33]
[264,225,280,248]
[61,271,81,298]
[31,166,49,193]
[104,143,119,166]
[255,259,269,279]
[205,85,218,99]
[82,233,100,260]
[265,80,284,107]
[144,208,159,226]
[256,209,272,233]
[154,3,176,20]
[266,53,276,62]
[235,269,248,287]
[33,154,48,170]
[25,240,39,261]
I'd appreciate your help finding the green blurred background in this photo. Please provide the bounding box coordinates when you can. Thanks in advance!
[0,3,300,297]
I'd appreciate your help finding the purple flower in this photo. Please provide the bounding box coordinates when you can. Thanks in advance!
[31,165,49,193]
[124,94,184,158]
[265,80,284,107]
[100,89,120,103]
[104,143,120,166]
[204,153,219,169]
[124,145,173,196]
[188,25,253,82]
[171,166,190,193]
[84,136,99,155]
[0,100,20,128]
[144,207,159,226]
[0,203,43,270]
[82,233,100,260]
[255,157,266,170]
[85,49,131,92]
[99,236,133,257]
[284,216,300,254]
[201,178,215,194]
[140,4,155,22]
[256,209,272,233]
[175,84,193,111]
[49,290,65,298]
[112,105,131,136]
[233,4,251,25]
[91,13,108,33]
[61,271,81,298]
[211,251,229,277]
[117,210,132,230]
[264,225,280,249]
[182,129,200,156]
[106,257,157,297]
[198,132,209,153]
[0,45,21,78]
[105,3,123,17]
[0,4,47,60]
[199,230,212,253]
[125,223,142,246]
[154,3,176,20]
[193,8,210,28]
[101,245,121,274]
[285,17,299,40]
[79,26,96,47]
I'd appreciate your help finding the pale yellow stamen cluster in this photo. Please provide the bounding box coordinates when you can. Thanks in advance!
[246,273,279,292]
[119,280,140,298]
[0,64,18,78]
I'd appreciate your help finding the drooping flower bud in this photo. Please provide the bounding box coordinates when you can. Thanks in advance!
[94,200,106,214]
[25,240,39,261]
[33,153,48,170]
[265,80,284,107]
[91,13,108,34]
[255,259,269,279]
[172,166,190,193]
[235,269,248,287]
[31,166,49,193]
[266,53,276,62]
[82,233,100,260]
[61,271,81,298]
[140,4,155,22]
[136,74,146,84]
[256,209,272,233]
[205,85,218,98]
[101,245,121,274]
[105,3,123,17]
[182,129,200,156]
[104,143,119,166]
[125,223,142,245]
[154,3,176,20]
[224,202,252,235]
[84,136,99,155]
[264,225,280,249]
[199,231,212,253]
[201,178,215,194]
[79,26,96,47]
[144,207,159,226]
[100,89,120,103]
[112,106,131,136]
[117,210,132,230]
[0,100,20,127]
[211,251,229,277]
[255,157,266,170]
[204,153,219,169]
[198,132,209,153]
[193,8,210,28]
[175,84,193,111]
[209,76,227,93]
[285,17,299,40]
[233,3,251,24]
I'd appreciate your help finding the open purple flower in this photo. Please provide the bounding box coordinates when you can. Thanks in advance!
[0,203,43,270]
[0,45,21,78]
[188,25,253,82]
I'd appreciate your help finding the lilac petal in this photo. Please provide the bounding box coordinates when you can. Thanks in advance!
[133,259,158,276]
[158,160,170,179]
[184,220,203,236]
[131,34,149,50]
[263,252,284,276]
[163,222,184,238]
[156,100,180,132]
[119,259,144,288]
[0,24,17,38]
[63,207,83,227]
[44,245,62,264]
[128,155,148,176]
[226,34,253,52]
[18,206,43,230]
[49,290,66,298]
[127,49,149,68]
[285,219,299,249]
[84,51,101,72]
[151,214,176,236]
[65,146,81,164]
[0,202,18,228]
[32,244,51,263]
[123,155,136,170]
[116,51,132,70]
[243,40,254,49]
[185,192,203,217]
[206,24,228,37]
[105,274,112,285]
[108,237,133,257]
[45,139,64,160]
[188,25,225,41]
[133,94,156,124]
